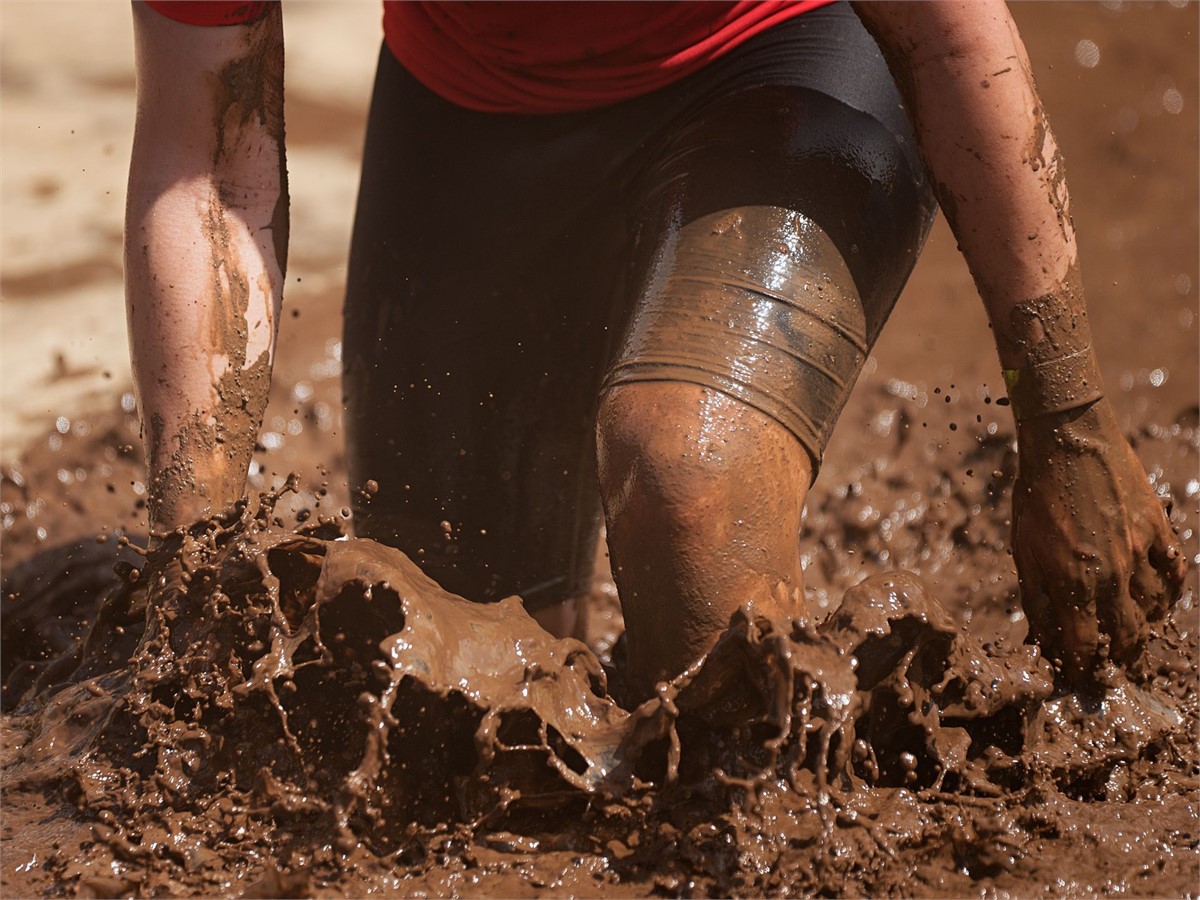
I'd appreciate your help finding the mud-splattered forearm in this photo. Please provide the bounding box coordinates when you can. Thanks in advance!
[126,3,287,534]
[857,2,1188,678]
[854,1,1102,419]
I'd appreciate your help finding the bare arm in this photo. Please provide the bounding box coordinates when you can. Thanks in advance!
[852,0,1082,368]
[126,2,287,535]
[854,1,1186,680]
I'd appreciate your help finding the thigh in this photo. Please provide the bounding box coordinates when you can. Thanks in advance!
[608,6,937,472]
[343,49,627,607]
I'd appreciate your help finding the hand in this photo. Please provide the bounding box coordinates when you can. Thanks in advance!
[1012,399,1187,683]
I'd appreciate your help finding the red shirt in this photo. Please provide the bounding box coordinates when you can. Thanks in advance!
[146,1,833,114]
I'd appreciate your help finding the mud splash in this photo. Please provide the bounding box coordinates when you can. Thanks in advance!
[3,401,1196,896]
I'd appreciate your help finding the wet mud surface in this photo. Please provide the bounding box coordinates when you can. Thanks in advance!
[2,375,1196,898]
[3,2,1199,898]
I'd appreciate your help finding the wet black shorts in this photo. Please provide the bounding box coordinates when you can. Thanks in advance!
[342,1,937,609]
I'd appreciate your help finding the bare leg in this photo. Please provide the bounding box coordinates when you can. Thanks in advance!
[597,382,811,700]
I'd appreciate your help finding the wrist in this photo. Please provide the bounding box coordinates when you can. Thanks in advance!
[146,438,245,535]
[1003,345,1104,423]
[1014,399,1118,466]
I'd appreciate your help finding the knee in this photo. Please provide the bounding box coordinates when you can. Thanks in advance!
[597,382,724,527]
[596,382,811,531]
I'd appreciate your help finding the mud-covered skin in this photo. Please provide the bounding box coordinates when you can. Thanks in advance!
[598,207,922,700]
[129,6,287,535]
[1001,270,1104,420]
[210,6,289,276]
[853,2,1081,305]
[1014,401,1188,683]
[997,258,1186,678]
[598,383,811,701]
[1001,268,1186,680]
[604,207,875,472]
[852,2,1188,687]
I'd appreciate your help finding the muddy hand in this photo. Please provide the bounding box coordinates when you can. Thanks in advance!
[1013,399,1187,683]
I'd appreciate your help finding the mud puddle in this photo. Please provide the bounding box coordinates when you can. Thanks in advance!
[2,381,1196,899]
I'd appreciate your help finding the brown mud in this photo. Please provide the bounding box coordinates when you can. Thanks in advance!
[3,3,1199,898]
[2,373,1197,898]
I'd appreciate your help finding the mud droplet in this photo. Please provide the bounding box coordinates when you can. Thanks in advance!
[1074,39,1100,69]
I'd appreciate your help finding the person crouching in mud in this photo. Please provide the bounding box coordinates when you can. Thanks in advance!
[126,0,1186,703]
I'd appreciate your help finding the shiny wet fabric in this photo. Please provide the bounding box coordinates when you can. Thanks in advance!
[342,2,937,610]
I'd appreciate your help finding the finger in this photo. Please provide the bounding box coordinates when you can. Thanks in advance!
[1052,571,1102,684]
[1022,590,1050,647]
[1014,531,1083,673]
[1101,576,1148,666]
[1016,548,1075,672]
[1133,545,1174,623]
[1138,503,1187,622]
[1057,606,1100,684]
[1147,528,1189,608]
[1014,542,1051,646]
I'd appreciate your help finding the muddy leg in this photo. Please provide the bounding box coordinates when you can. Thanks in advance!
[597,382,811,699]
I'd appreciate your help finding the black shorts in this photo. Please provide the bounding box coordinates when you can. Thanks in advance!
[342,1,937,609]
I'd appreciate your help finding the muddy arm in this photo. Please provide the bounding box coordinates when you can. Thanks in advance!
[853,1,1186,680]
[851,0,1080,351]
[126,2,287,535]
